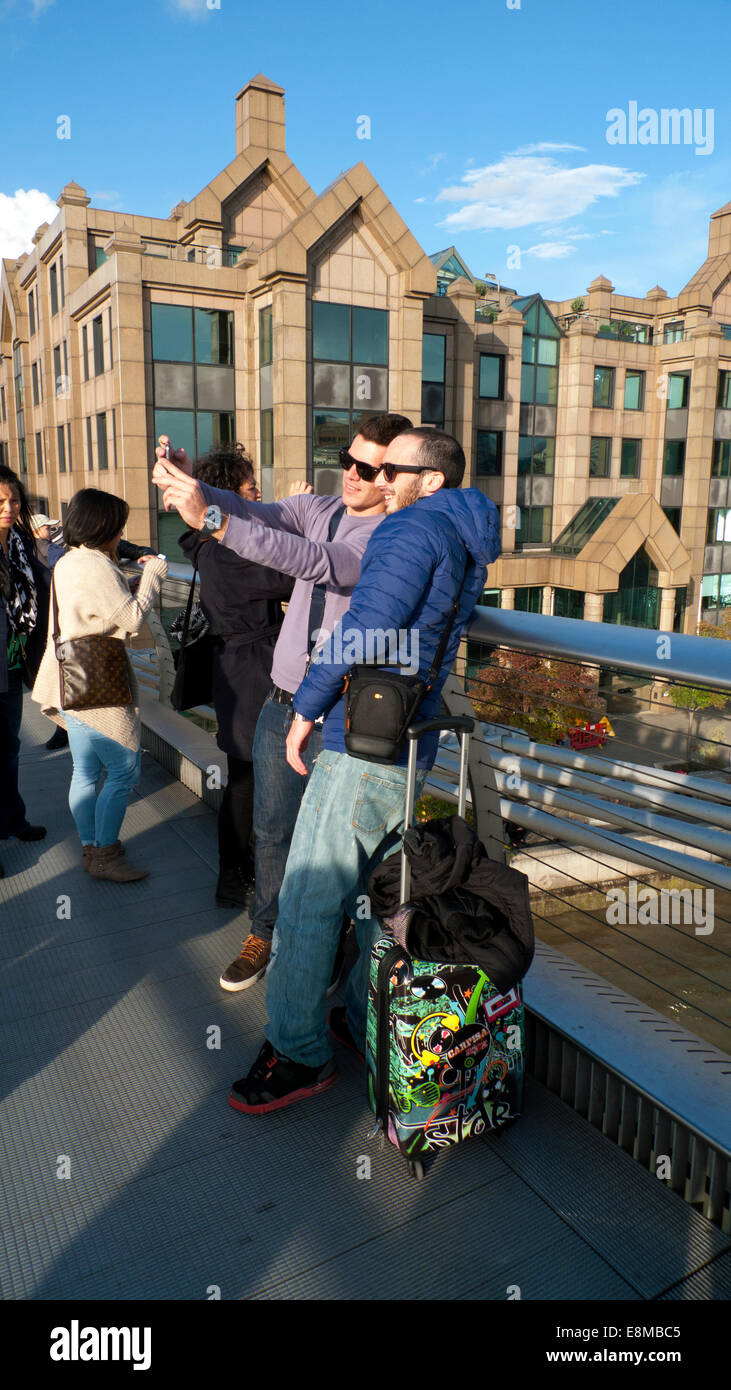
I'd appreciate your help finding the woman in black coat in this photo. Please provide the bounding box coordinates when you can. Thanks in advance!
[177,443,293,908]
[0,464,51,875]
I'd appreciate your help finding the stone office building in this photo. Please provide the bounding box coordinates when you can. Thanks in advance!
[2,73,731,633]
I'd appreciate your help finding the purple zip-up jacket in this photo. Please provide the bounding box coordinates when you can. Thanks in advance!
[197,484,383,694]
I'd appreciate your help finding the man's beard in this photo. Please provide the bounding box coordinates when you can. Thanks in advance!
[391,476,425,511]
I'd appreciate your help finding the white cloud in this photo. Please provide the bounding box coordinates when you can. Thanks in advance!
[437,152,644,231]
[0,188,58,260]
[29,0,56,15]
[513,142,586,156]
[524,241,578,260]
[413,197,427,204]
[168,0,211,17]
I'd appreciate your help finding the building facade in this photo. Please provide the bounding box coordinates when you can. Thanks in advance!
[2,73,731,632]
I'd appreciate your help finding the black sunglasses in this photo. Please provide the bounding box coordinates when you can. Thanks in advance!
[338,448,380,483]
[339,449,436,485]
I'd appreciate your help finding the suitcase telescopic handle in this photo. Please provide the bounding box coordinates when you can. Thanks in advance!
[401,716,475,902]
[406,716,474,740]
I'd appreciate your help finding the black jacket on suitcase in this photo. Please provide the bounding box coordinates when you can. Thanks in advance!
[368,814,534,994]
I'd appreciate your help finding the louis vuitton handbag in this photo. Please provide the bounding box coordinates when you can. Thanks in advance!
[52,575,133,710]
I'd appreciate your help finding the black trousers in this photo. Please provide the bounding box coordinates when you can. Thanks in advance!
[0,668,27,839]
[217,754,255,869]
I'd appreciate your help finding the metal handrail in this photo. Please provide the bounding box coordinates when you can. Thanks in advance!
[465,606,731,693]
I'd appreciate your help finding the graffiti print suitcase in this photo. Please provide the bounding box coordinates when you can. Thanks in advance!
[365,716,526,1181]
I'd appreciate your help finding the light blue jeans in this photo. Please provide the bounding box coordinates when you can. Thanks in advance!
[265,748,427,1067]
[65,715,141,847]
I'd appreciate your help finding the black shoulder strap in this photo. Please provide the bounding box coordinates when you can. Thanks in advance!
[425,553,472,688]
[179,560,200,648]
[307,503,346,653]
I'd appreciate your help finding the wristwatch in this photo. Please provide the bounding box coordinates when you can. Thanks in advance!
[198,504,224,538]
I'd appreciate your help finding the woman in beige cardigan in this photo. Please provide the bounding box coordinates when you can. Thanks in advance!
[33,488,167,882]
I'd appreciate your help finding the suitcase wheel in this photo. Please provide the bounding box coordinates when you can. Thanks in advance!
[406,1158,425,1182]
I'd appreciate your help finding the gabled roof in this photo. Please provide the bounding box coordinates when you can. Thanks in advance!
[511,293,563,337]
[428,246,474,280]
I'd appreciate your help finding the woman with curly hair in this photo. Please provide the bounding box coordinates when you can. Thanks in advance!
[176,440,293,909]
[0,464,51,876]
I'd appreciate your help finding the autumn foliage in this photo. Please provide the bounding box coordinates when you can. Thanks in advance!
[467,650,605,744]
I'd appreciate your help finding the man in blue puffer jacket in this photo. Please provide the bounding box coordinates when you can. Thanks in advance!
[228,427,500,1114]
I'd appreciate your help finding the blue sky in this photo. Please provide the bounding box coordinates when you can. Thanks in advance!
[1,0,729,300]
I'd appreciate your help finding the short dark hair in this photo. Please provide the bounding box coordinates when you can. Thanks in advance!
[0,463,37,555]
[400,427,466,488]
[354,413,413,447]
[193,441,256,494]
[63,488,130,550]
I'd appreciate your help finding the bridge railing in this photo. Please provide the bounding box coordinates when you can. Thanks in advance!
[126,565,731,1229]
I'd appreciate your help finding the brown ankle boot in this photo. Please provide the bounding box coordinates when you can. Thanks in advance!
[87,841,149,882]
[82,845,94,872]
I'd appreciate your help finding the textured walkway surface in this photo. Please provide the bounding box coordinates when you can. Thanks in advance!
[0,700,728,1301]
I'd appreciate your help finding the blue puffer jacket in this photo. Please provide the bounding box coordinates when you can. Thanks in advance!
[293,488,500,769]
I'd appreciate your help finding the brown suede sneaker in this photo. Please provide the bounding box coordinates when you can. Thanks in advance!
[219,935,271,992]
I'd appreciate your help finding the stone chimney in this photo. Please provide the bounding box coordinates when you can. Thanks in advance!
[235,74,285,156]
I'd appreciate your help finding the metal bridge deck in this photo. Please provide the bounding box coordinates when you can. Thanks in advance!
[1,701,728,1301]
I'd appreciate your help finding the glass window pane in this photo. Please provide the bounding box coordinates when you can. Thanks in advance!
[96,413,108,470]
[353,307,388,365]
[620,438,641,477]
[717,371,731,410]
[479,354,503,398]
[520,363,534,402]
[532,437,555,475]
[259,306,273,367]
[151,304,193,362]
[154,408,196,459]
[701,574,720,609]
[521,334,535,364]
[535,365,557,405]
[518,436,533,473]
[590,437,611,476]
[313,302,350,361]
[624,370,644,410]
[593,366,614,408]
[196,411,235,456]
[421,382,445,425]
[668,373,689,409]
[313,409,350,466]
[423,334,446,383]
[713,441,731,477]
[195,309,234,365]
[663,440,685,476]
[538,304,560,338]
[537,336,558,365]
[475,430,502,476]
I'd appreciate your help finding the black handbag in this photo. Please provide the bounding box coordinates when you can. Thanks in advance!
[343,557,470,764]
[170,562,215,712]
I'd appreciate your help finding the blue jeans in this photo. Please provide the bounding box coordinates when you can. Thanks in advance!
[265,749,427,1067]
[65,716,141,847]
[0,667,26,839]
[249,693,322,944]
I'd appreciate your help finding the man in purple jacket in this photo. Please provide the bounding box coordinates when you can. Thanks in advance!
[224,428,500,1116]
[153,414,412,987]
